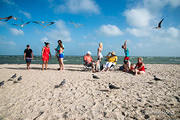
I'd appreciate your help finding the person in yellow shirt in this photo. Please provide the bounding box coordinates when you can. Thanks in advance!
[102,51,118,71]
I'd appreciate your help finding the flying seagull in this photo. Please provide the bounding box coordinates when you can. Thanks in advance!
[32,21,55,28]
[154,18,164,29]
[109,83,120,89]
[17,76,22,81]
[154,75,162,81]
[0,16,17,21]
[70,21,83,28]
[12,21,31,28]
[92,74,100,79]
[32,21,46,27]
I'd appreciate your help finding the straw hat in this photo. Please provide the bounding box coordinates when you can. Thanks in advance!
[111,51,115,55]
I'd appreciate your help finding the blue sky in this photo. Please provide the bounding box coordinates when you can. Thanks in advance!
[0,0,180,56]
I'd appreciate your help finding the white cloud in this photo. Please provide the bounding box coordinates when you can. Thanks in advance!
[43,20,71,44]
[167,27,179,38]
[54,0,100,14]
[143,0,180,13]
[2,0,15,5]
[168,0,180,7]
[126,28,150,37]
[124,8,153,28]
[19,10,31,19]
[10,28,24,35]
[99,24,123,36]
[41,37,48,43]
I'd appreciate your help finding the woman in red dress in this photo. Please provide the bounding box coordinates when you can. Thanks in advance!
[42,42,51,70]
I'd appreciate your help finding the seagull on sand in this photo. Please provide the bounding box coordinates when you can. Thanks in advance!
[0,81,4,87]
[154,18,164,29]
[109,83,120,89]
[11,73,16,79]
[54,79,66,88]
[17,76,22,81]
[154,75,162,81]
[92,74,100,79]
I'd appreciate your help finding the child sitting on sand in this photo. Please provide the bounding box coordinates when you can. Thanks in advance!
[134,57,145,75]
[123,57,131,72]
[129,63,135,72]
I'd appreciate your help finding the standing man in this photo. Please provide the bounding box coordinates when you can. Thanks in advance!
[24,45,33,70]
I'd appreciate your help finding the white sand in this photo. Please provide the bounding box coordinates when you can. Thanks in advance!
[0,64,180,120]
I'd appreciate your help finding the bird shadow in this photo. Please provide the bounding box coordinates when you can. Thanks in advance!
[99,89,110,92]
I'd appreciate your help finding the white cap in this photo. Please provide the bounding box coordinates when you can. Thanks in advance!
[87,51,91,55]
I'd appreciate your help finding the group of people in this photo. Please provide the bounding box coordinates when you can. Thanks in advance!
[83,40,145,75]
[24,40,64,70]
[23,39,145,75]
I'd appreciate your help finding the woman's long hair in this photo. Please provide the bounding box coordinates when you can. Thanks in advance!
[58,40,64,49]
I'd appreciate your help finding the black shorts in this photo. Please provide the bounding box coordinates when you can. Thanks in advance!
[84,63,92,67]
[26,58,31,63]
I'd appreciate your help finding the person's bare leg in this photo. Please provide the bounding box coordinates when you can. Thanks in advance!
[26,63,28,70]
[58,59,61,70]
[27,63,30,70]
[45,61,48,70]
[105,67,110,72]
[59,59,62,70]
[42,62,44,70]
[92,63,95,72]
[135,69,138,75]
[61,59,64,70]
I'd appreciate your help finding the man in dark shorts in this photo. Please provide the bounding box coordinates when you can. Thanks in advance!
[24,45,33,69]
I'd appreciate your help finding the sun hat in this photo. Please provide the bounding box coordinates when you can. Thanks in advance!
[111,51,115,55]
[87,51,91,55]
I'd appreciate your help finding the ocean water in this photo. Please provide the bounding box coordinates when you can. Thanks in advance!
[0,55,180,64]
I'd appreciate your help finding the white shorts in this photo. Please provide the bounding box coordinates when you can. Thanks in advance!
[105,62,116,68]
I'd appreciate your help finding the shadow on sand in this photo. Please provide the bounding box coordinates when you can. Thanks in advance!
[4,67,57,71]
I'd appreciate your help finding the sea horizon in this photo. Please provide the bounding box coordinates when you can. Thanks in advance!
[0,55,180,64]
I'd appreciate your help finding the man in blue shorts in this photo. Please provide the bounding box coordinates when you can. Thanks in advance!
[24,45,33,69]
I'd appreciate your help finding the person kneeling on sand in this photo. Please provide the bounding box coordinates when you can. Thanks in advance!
[134,57,145,75]
[102,51,118,72]
[84,51,96,72]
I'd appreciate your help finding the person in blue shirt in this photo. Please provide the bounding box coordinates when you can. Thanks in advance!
[122,40,130,61]
[55,40,64,70]
[122,40,130,72]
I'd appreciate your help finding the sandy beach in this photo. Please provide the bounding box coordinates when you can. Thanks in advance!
[0,64,179,120]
